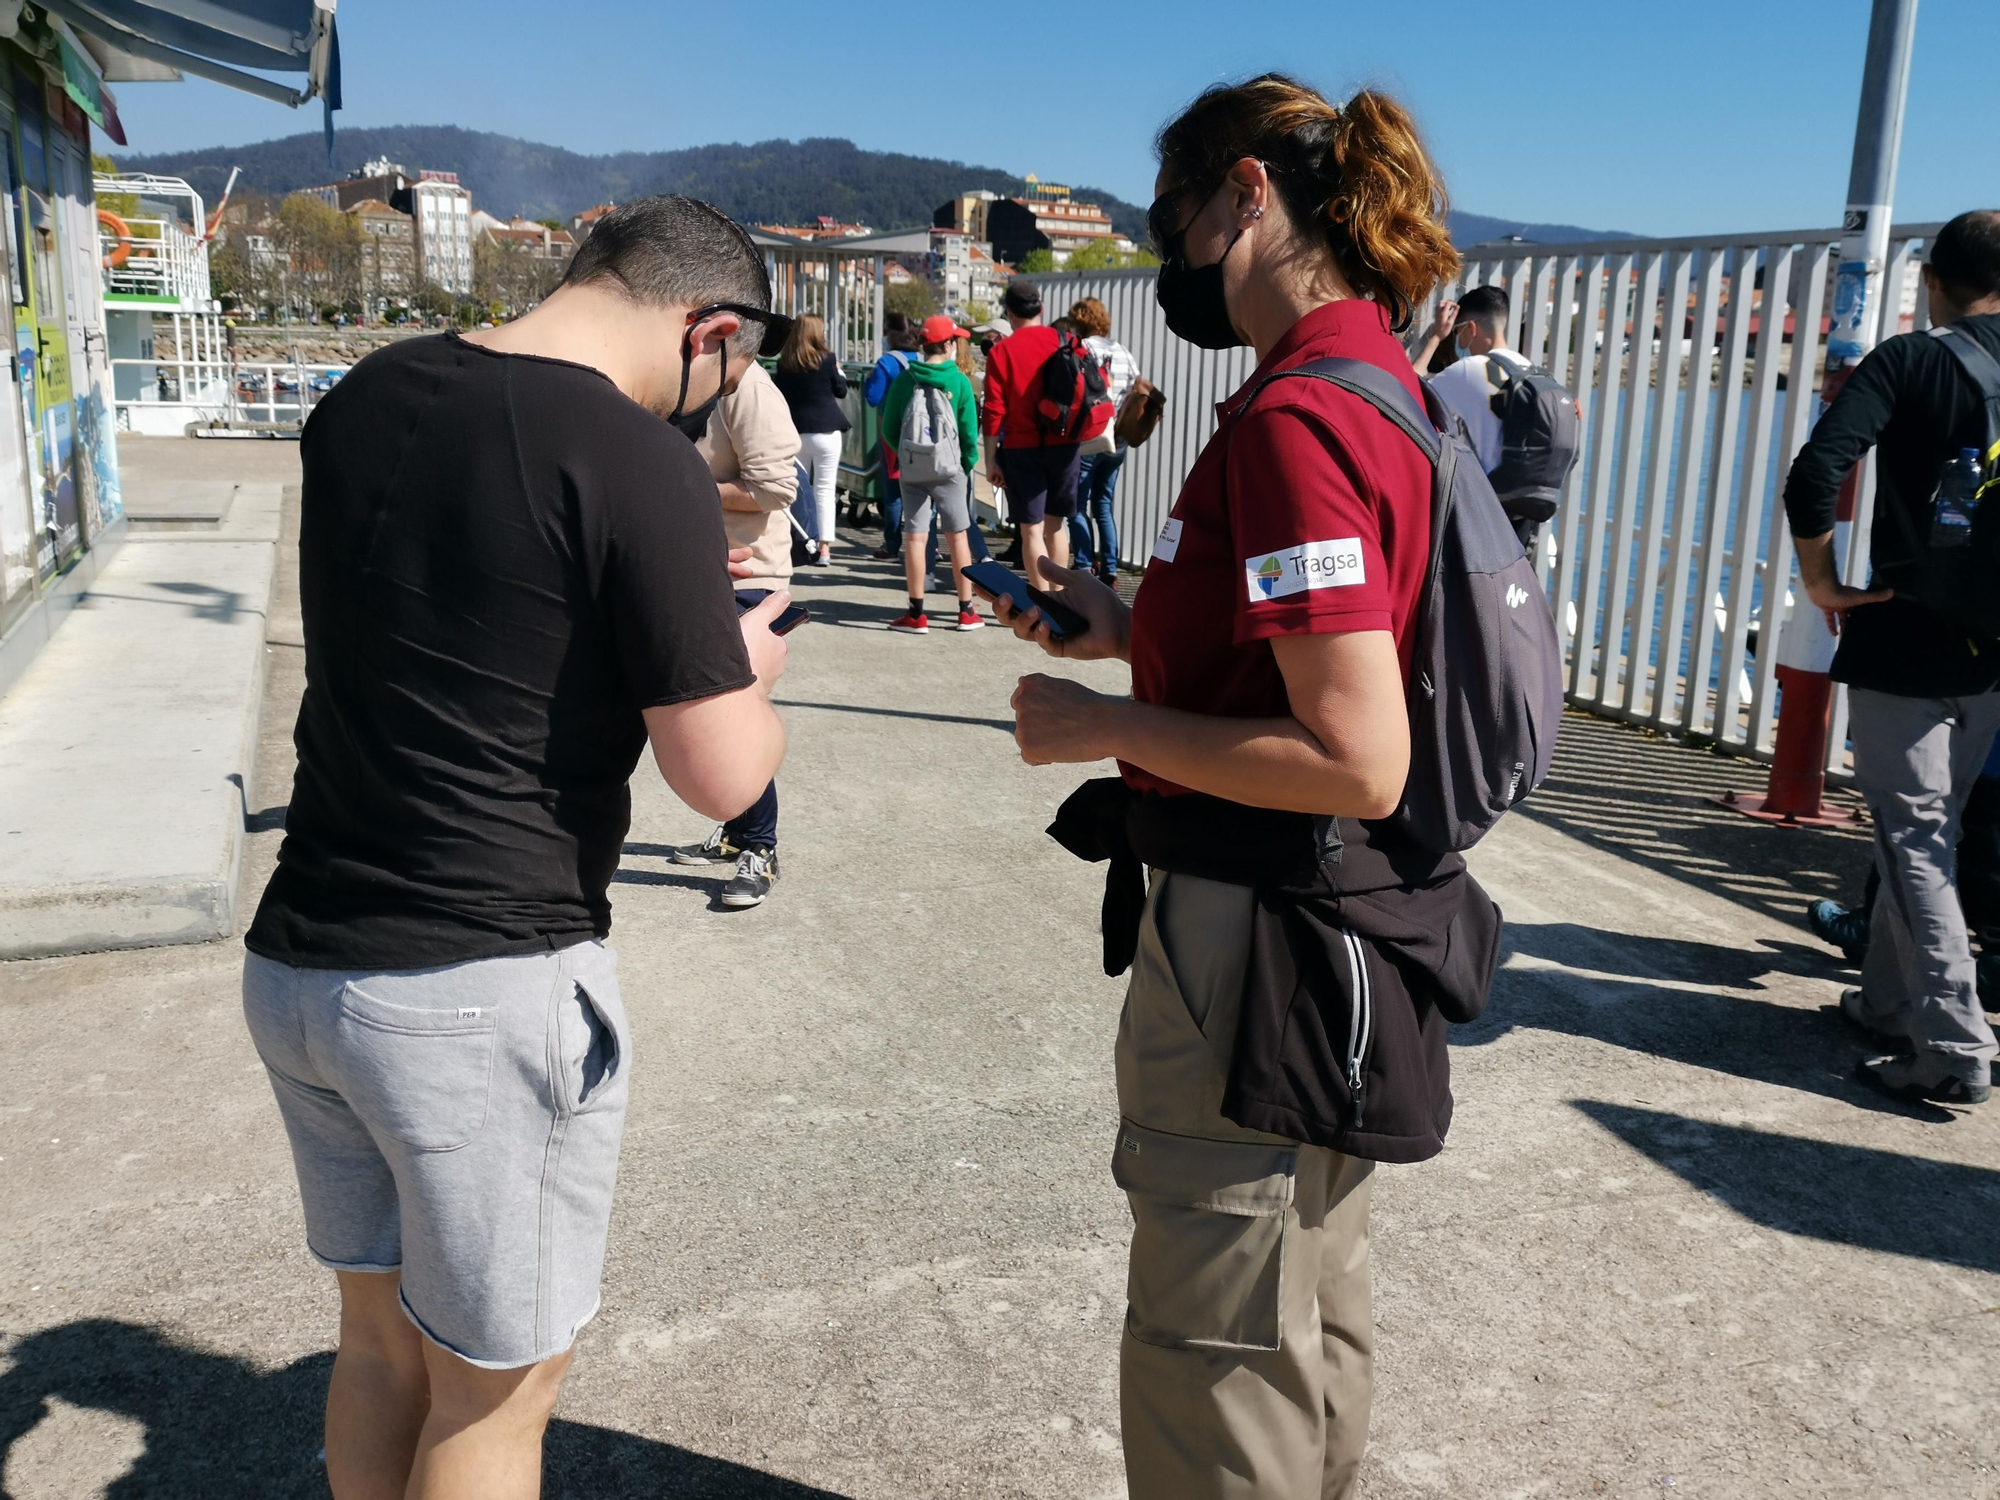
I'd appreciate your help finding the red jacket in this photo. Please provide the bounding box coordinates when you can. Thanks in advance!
[981,325,1063,449]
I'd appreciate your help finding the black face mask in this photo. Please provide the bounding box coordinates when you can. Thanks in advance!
[668,392,719,443]
[668,325,727,431]
[1155,206,1247,351]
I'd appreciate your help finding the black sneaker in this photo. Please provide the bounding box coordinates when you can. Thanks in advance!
[670,827,738,866]
[719,847,778,908]
[1807,899,1869,964]
[1854,1051,1991,1106]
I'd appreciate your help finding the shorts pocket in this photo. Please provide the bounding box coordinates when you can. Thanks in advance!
[333,981,498,1152]
[558,972,629,1116]
[1111,1119,1297,1352]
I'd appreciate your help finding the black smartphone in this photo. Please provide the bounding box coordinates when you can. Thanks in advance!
[961,561,1090,639]
[737,596,812,635]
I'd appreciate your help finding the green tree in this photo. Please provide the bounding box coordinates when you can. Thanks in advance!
[1063,240,1125,271]
[274,193,362,315]
[884,276,935,324]
[1018,248,1057,273]
[208,237,253,310]
[964,299,993,326]
[1058,240,1161,271]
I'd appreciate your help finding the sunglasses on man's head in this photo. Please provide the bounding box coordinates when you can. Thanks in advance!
[686,301,794,359]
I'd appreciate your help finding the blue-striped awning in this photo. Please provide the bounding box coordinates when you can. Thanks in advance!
[40,0,340,126]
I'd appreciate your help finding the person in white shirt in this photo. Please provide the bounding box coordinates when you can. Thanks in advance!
[1419,285,1530,472]
[1414,285,1553,553]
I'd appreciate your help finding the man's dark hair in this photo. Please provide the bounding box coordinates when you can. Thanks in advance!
[1928,210,2000,306]
[1004,278,1042,316]
[1457,284,1509,336]
[884,311,920,351]
[560,195,772,354]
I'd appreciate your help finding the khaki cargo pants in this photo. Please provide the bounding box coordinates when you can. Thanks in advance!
[1113,871,1374,1499]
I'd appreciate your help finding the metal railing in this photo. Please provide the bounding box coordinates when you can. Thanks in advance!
[94,174,213,305]
[111,357,346,430]
[1025,221,1943,769]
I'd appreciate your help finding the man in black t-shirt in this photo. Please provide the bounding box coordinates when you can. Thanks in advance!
[241,197,795,1498]
[1785,209,2000,1110]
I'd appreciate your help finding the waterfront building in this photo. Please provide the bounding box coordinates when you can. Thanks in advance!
[347,197,416,307]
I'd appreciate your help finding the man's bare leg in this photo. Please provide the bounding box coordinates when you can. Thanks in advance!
[946,529,975,604]
[406,1341,571,1500]
[326,1271,429,1500]
[901,531,927,612]
[1022,519,1052,589]
[1043,515,1072,575]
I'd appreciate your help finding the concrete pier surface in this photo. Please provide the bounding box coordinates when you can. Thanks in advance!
[2,442,1995,1498]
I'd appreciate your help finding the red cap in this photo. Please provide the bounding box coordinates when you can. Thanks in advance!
[919,314,972,345]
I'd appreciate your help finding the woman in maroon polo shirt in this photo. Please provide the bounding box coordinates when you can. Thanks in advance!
[985,75,1465,1498]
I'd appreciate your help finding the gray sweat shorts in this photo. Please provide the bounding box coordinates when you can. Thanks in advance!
[900,471,971,535]
[242,940,631,1368]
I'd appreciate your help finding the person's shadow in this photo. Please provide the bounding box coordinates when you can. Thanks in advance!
[0,1320,847,1499]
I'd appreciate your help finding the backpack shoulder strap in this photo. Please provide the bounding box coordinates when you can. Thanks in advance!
[1932,324,2000,402]
[1932,326,2000,451]
[1245,355,1444,464]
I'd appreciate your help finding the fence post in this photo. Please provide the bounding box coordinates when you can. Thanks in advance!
[1731,0,1916,823]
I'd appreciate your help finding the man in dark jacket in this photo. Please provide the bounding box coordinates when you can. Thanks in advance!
[1784,208,2000,1108]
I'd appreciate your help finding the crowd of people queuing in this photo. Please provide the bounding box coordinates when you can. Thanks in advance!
[232,50,2000,1499]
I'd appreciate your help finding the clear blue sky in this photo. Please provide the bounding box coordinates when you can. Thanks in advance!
[108,0,1991,235]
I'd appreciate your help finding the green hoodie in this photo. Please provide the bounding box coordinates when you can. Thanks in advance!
[880,357,981,477]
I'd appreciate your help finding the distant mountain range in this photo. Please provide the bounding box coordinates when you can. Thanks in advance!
[112,126,1626,249]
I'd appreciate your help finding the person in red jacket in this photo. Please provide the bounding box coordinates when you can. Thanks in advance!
[982,279,1079,586]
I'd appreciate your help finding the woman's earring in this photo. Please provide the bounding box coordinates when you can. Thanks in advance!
[1250,206,1264,220]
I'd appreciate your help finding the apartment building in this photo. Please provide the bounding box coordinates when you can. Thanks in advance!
[346,197,416,305]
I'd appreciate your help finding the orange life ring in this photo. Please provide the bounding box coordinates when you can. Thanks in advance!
[97,208,131,269]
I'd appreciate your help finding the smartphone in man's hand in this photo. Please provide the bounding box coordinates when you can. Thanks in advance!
[737,596,811,635]
[962,561,1090,639]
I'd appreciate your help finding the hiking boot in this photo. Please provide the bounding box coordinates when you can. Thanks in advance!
[1838,988,1905,1050]
[719,847,778,908]
[888,610,929,634]
[1807,898,1870,964]
[955,603,985,631]
[671,827,738,866]
[1854,1050,1990,1106]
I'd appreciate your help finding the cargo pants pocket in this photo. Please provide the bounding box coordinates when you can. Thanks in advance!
[1111,1119,1298,1352]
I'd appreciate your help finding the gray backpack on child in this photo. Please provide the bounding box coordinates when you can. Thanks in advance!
[1247,357,1565,853]
[897,383,962,484]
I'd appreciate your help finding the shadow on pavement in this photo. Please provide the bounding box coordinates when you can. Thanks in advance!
[0,1320,848,1500]
[1455,927,1946,1120]
[1575,1102,2000,1273]
[1501,921,1840,991]
[1516,710,1875,930]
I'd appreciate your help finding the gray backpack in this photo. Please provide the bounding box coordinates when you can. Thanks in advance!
[897,382,961,484]
[1485,358,1581,523]
[1249,357,1564,853]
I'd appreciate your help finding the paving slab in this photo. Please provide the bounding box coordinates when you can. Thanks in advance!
[0,441,291,958]
[1,482,1996,1498]
[0,536,276,956]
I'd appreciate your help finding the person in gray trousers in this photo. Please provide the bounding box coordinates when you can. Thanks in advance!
[1785,209,2000,1108]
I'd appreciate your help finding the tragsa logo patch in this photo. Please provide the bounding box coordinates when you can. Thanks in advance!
[1243,539,1365,603]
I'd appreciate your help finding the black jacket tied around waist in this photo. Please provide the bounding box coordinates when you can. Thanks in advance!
[1049,777,1503,1164]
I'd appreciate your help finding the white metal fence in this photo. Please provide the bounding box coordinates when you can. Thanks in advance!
[111,357,346,431]
[1028,220,1943,769]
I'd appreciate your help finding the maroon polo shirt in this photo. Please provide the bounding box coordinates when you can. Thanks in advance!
[1124,300,1434,797]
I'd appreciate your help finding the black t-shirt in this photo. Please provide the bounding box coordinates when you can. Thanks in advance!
[247,334,755,969]
[1783,313,2000,697]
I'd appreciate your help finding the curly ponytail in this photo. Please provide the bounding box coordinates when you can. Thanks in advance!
[1155,73,1459,332]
